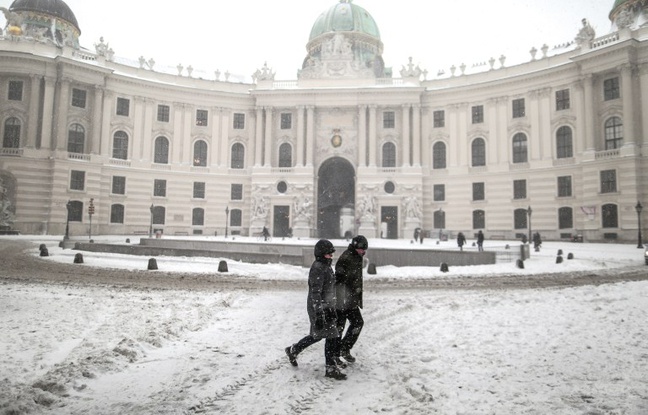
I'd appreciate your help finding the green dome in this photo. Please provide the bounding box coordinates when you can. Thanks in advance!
[309,0,380,41]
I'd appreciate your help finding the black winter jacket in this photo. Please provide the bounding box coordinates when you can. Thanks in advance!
[307,255,338,339]
[334,245,364,310]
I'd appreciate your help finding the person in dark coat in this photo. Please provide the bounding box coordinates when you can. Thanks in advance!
[457,232,466,251]
[334,235,368,364]
[476,230,484,252]
[285,239,346,380]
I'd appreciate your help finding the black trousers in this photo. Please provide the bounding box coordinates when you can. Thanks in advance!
[336,307,364,354]
[292,335,340,367]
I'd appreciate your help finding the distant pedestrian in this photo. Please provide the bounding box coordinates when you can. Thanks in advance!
[413,228,420,243]
[533,232,542,250]
[457,232,466,251]
[262,226,270,241]
[477,230,484,251]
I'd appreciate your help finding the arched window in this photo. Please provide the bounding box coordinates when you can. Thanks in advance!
[112,131,129,160]
[432,142,446,169]
[193,140,208,167]
[2,117,21,148]
[110,204,125,224]
[154,136,169,164]
[602,204,618,228]
[471,138,486,167]
[278,142,292,168]
[556,126,573,159]
[231,143,245,169]
[152,205,166,225]
[604,117,623,150]
[382,142,396,168]
[512,133,528,163]
[192,207,205,226]
[473,210,485,229]
[514,208,528,229]
[434,209,445,229]
[67,124,85,154]
[558,207,573,229]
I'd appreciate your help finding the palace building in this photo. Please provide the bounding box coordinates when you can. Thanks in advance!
[1,0,647,241]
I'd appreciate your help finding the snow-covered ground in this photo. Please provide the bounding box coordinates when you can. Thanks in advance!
[1,235,647,414]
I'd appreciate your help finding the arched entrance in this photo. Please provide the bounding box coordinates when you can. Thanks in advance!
[317,157,355,239]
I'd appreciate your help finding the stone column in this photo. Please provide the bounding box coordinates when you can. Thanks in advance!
[255,107,263,166]
[131,97,144,161]
[141,98,154,162]
[296,106,305,166]
[26,75,40,148]
[220,109,230,167]
[210,107,221,167]
[172,103,184,164]
[54,78,70,151]
[358,105,367,168]
[40,77,55,150]
[639,66,648,148]
[90,86,103,155]
[248,110,257,169]
[412,104,421,166]
[182,104,192,165]
[264,107,273,167]
[401,104,410,167]
[538,88,552,160]
[100,91,113,156]
[582,74,595,152]
[306,106,314,166]
[528,89,541,161]
[420,107,431,168]
[620,64,635,146]
[368,105,377,166]
[486,98,499,165]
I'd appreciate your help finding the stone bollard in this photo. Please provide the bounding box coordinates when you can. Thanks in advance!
[40,248,49,257]
[440,262,449,273]
[73,253,84,263]
[567,253,574,260]
[557,249,563,256]
[147,258,158,270]
[556,256,563,264]
[39,243,47,251]
[516,259,525,269]
[218,260,228,273]
[125,238,130,243]
[367,263,377,275]
[505,244,510,250]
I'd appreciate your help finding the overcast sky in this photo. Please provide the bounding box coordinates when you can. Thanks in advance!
[6,0,614,81]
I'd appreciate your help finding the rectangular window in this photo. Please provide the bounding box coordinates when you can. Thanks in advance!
[555,89,570,110]
[70,170,85,191]
[154,179,167,197]
[600,170,617,193]
[8,80,23,101]
[196,109,208,126]
[112,176,126,195]
[472,182,485,201]
[557,176,572,197]
[193,182,205,199]
[433,110,445,128]
[433,184,445,202]
[603,77,620,101]
[71,88,87,108]
[513,179,527,200]
[471,105,483,124]
[231,184,243,200]
[157,104,170,122]
[116,97,130,116]
[280,113,292,129]
[383,111,395,129]
[512,98,525,118]
[233,113,245,129]
[230,209,242,226]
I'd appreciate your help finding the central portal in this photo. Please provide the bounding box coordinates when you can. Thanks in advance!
[317,157,355,239]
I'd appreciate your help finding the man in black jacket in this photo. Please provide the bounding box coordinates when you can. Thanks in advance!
[334,235,368,364]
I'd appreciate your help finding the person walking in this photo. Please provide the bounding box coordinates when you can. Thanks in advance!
[285,239,346,380]
[457,232,466,251]
[334,235,368,364]
[476,230,484,252]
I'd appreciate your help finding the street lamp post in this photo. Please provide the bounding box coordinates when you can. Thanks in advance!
[635,201,643,248]
[64,200,71,240]
[149,204,154,238]
[527,206,532,244]
[225,206,229,238]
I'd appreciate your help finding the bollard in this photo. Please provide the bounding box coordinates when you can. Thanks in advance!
[440,262,449,273]
[516,259,525,269]
[218,260,229,273]
[556,256,563,264]
[147,258,158,270]
[367,263,377,275]
[73,253,84,263]
[125,238,130,243]
[40,248,49,257]
[39,243,47,251]
[567,253,574,260]
[505,244,510,250]
[557,249,563,256]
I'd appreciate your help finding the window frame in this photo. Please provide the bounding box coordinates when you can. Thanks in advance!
[512,98,526,118]
[512,133,528,163]
[432,142,446,169]
[600,169,617,194]
[7,80,23,101]
[555,89,570,111]
[433,184,445,202]
[70,170,86,191]
[472,182,485,201]
[157,104,170,122]
[471,137,486,167]
[112,130,129,160]
[2,117,21,148]
[196,109,209,127]
[603,77,620,101]
[231,184,243,201]
[116,97,130,116]
[383,111,395,129]
[193,181,205,199]
[71,88,87,108]
[556,126,573,158]
[280,113,292,129]
[557,176,572,197]
[433,110,445,128]
[471,105,484,124]
[67,124,85,154]
[153,179,167,197]
[233,113,245,129]
[513,179,527,200]
[111,176,126,195]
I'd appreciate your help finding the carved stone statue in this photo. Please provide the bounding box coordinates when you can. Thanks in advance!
[293,192,313,222]
[575,18,596,46]
[252,194,269,220]
[358,194,375,219]
[94,37,109,56]
[403,196,422,219]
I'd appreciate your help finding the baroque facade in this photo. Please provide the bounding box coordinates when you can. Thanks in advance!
[1,0,648,242]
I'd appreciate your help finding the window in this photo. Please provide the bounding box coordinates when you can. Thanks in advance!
[116,97,130,116]
[558,207,573,229]
[67,200,83,222]
[514,208,528,229]
[512,98,525,118]
[2,117,21,148]
[382,142,396,168]
[196,109,208,126]
[600,170,617,194]
[192,208,204,226]
[193,182,205,199]
[472,182,485,201]
[512,133,528,163]
[233,113,245,129]
[70,170,85,191]
[67,124,85,153]
[231,183,243,200]
[433,184,445,201]
[473,210,485,229]
[557,176,572,197]
[230,208,242,226]
[8,80,23,101]
[71,88,87,108]
[152,206,165,225]
[154,179,167,197]
[604,117,623,150]
[231,143,245,169]
[278,143,292,167]
[471,105,484,124]
[157,105,170,122]
[602,203,618,228]
[433,110,445,128]
[110,204,124,224]
[280,113,292,129]
[434,209,445,229]
[603,77,620,101]
[383,111,395,129]
[193,140,208,167]
[471,138,486,167]
[556,126,573,158]
[112,176,126,195]
[513,179,526,200]
[432,142,446,169]
[154,136,169,164]
[112,131,128,160]
[556,89,570,110]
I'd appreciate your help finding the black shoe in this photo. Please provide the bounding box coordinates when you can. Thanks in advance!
[325,366,347,380]
[285,346,298,367]
[334,357,347,368]
[341,351,356,363]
